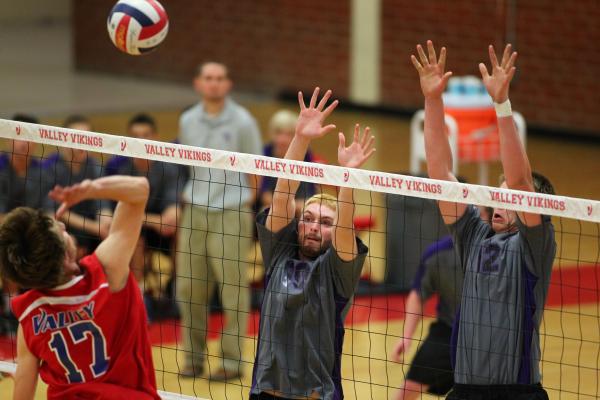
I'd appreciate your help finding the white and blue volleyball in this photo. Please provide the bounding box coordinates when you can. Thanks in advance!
[107,0,169,55]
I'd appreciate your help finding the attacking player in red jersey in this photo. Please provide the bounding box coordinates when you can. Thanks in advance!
[0,175,160,399]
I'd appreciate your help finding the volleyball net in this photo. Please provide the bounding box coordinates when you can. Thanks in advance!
[0,118,598,399]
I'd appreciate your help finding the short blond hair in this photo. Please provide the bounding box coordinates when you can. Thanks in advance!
[268,109,297,133]
[303,193,337,213]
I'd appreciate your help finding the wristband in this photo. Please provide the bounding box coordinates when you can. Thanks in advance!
[494,99,512,117]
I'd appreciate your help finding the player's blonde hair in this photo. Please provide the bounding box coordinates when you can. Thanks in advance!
[303,193,338,213]
[269,109,297,133]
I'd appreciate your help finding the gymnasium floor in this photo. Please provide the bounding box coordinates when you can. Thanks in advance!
[1,20,599,400]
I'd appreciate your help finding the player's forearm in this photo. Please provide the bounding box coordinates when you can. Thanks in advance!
[13,376,38,400]
[424,97,464,223]
[88,176,149,205]
[333,187,358,261]
[424,97,455,181]
[246,173,258,205]
[14,327,39,400]
[497,114,534,191]
[403,291,424,340]
[270,136,310,219]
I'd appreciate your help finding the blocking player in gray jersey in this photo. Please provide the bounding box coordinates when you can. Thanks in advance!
[412,41,556,399]
[250,88,373,400]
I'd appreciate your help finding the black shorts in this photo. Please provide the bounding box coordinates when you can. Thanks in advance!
[446,383,548,400]
[406,320,454,395]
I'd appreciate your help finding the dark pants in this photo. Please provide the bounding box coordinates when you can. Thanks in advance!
[406,320,454,395]
[446,383,549,400]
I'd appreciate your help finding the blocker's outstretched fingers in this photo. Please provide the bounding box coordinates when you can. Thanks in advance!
[322,99,339,119]
[353,124,360,144]
[309,87,320,109]
[506,51,518,71]
[317,89,332,111]
[338,132,346,150]
[417,44,429,66]
[479,63,490,80]
[411,55,423,72]
[439,47,447,73]
[427,40,437,65]
[298,91,306,110]
[501,44,512,69]
[364,134,375,153]
[489,45,500,68]
[360,126,371,148]
[319,124,337,136]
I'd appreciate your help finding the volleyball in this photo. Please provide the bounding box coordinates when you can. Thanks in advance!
[107,0,169,55]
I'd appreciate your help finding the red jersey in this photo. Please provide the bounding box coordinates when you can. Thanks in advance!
[11,253,160,400]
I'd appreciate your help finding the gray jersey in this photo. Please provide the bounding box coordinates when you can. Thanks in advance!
[449,205,556,385]
[252,210,368,399]
[179,98,262,210]
[411,236,463,327]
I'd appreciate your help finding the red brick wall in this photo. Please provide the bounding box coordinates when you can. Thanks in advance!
[74,1,599,136]
[381,0,600,135]
[73,0,350,96]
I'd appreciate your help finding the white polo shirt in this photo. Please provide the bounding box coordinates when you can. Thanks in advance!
[179,98,262,210]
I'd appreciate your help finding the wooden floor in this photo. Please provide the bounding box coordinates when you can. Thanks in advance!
[1,103,599,399]
[2,305,599,399]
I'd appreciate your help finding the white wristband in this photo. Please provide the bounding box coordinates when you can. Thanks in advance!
[494,99,512,117]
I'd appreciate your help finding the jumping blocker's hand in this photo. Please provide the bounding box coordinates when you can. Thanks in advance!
[411,40,452,99]
[338,124,375,169]
[296,87,338,140]
[49,180,93,219]
[479,44,517,103]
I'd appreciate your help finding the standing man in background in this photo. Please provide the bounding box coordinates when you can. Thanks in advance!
[176,62,263,381]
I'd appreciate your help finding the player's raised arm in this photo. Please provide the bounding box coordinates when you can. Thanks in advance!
[334,124,375,261]
[49,176,149,291]
[266,87,338,233]
[412,40,466,225]
[479,44,540,226]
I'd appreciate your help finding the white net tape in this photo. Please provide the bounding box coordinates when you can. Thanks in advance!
[0,118,598,222]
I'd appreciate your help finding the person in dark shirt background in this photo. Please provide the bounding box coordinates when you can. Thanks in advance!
[104,114,182,318]
[43,115,104,259]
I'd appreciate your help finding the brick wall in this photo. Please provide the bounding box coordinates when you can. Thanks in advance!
[380,0,600,135]
[74,0,350,96]
[74,1,599,136]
